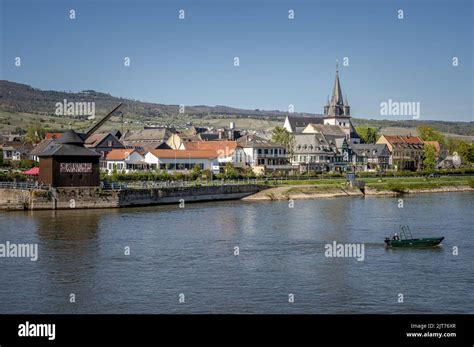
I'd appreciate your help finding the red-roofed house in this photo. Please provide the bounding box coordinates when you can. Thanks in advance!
[183,140,245,168]
[376,135,424,171]
[105,149,145,174]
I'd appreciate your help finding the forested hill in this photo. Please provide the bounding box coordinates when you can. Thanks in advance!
[0,80,472,136]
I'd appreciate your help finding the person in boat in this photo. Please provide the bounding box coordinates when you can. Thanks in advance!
[392,233,400,241]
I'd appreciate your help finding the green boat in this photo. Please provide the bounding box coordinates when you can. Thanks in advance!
[384,225,444,248]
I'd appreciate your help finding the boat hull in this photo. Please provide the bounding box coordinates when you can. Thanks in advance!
[384,237,444,248]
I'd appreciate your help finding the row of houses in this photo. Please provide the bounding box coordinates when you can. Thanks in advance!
[0,125,446,176]
[102,134,289,175]
[286,118,437,173]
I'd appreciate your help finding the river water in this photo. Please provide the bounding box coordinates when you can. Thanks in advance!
[0,192,472,314]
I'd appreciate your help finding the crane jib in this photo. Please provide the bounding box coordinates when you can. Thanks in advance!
[85,103,123,139]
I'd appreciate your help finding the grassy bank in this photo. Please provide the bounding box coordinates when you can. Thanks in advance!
[244,176,473,201]
[262,176,473,191]
[364,177,474,192]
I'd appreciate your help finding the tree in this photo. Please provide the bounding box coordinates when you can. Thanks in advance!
[271,126,296,156]
[417,125,445,145]
[455,141,474,164]
[224,162,239,179]
[190,164,202,179]
[446,137,458,155]
[356,126,379,144]
[24,121,46,144]
[423,144,437,171]
[191,164,202,175]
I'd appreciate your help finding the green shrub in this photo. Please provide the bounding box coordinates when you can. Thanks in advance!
[19,159,36,169]
[0,172,28,182]
[386,181,407,193]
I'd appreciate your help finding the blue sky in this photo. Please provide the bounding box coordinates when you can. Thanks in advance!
[0,0,472,121]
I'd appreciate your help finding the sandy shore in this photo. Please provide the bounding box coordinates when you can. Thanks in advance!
[242,185,474,201]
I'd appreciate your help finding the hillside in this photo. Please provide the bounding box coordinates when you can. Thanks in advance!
[0,80,473,138]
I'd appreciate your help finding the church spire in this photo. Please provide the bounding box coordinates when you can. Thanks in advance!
[324,62,350,118]
[331,66,344,106]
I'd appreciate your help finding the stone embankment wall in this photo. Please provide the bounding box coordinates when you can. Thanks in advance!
[0,185,266,211]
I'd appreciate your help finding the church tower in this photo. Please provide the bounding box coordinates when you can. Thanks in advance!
[323,64,353,138]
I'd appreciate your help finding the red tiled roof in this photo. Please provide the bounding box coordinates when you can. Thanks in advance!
[106,149,137,161]
[184,141,237,156]
[382,135,424,144]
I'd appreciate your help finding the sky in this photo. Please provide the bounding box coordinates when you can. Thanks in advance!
[0,0,472,121]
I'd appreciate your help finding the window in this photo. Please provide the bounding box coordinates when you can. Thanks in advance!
[107,141,113,147]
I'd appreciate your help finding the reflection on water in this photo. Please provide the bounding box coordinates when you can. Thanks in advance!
[33,209,105,241]
[0,192,472,314]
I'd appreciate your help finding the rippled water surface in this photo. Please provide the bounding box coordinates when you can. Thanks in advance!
[0,192,472,313]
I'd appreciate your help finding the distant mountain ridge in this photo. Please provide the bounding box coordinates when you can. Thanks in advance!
[0,80,311,119]
[0,80,472,136]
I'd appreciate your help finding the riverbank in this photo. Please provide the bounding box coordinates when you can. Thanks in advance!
[243,177,474,201]
[0,184,266,210]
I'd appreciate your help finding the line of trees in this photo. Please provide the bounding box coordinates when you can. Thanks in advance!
[417,125,474,165]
